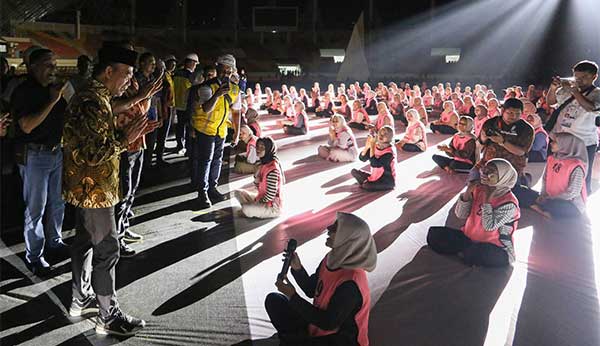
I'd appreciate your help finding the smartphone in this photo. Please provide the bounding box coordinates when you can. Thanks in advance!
[559,77,575,83]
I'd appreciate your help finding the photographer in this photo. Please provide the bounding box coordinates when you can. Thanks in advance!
[10,48,68,274]
[265,212,377,346]
[190,54,241,209]
[546,60,600,192]
[475,98,534,194]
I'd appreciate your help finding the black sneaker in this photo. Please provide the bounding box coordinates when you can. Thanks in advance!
[193,192,212,210]
[119,241,136,258]
[123,230,143,243]
[69,295,99,317]
[95,308,146,336]
[208,188,227,204]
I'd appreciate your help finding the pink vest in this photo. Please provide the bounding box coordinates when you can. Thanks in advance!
[474,116,489,137]
[245,136,257,158]
[308,256,371,346]
[451,134,475,164]
[375,112,392,131]
[249,122,262,137]
[255,160,283,207]
[352,109,370,124]
[545,156,587,202]
[462,186,520,247]
[405,122,428,150]
[368,145,396,182]
[440,111,453,124]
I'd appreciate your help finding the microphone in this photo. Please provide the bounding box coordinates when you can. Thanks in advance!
[278,239,298,280]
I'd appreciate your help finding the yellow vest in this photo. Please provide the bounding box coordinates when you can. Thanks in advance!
[164,72,175,107]
[192,81,240,138]
[173,70,192,111]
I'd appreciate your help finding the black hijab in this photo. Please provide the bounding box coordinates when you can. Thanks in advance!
[258,136,278,164]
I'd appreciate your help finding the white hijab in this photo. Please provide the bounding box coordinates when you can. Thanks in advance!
[485,158,518,198]
[327,212,377,272]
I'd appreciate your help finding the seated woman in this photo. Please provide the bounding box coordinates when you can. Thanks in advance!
[334,94,352,121]
[473,104,489,137]
[254,83,263,100]
[389,93,407,126]
[427,158,520,267]
[450,92,464,113]
[299,88,310,108]
[289,86,299,101]
[369,101,394,134]
[397,109,428,152]
[351,125,396,191]
[283,101,310,136]
[261,87,273,110]
[486,98,501,118]
[430,100,459,134]
[526,113,548,162]
[234,137,284,218]
[308,83,321,113]
[423,89,434,108]
[348,100,372,130]
[460,95,475,116]
[234,125,260,174]
[318,114,358,162]
[315,92,334,118]
[433,116,477,173]
[268,91,283,115]
[265,212,376,346]
[412,96,429,125]
[528,133,587,219]
[245,107,262,137]
[364,90,378,115]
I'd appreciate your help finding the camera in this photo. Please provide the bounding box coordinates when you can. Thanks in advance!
[485,127,500,137]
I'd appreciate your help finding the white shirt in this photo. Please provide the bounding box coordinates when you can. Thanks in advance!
[197,81,242,111]
[554,86,600,146]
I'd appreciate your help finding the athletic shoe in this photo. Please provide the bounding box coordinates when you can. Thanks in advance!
[95,308,145,336]
[119,241,136,258]
[123,230,143,243]
[69,295,99,317]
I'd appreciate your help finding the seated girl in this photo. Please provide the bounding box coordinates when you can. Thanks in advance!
[289,86,299,101]
[334,94,352,121]
[369,101,394,134]
[473,104,489,137]
[318,114,358,162]
[397,109,428,152]
[364,90,378,115]
[277,95,296,124]
[528,133,587,219]
[427,158,520,267]
[460,95,475,116]
[234,125,260,174]
[283,101,310,136]
[430,100,459,135]
[526,113,548,162]
[423,89,434,108]
[254,83,262,100]
[351,125,396,191]
[348,100,372,130]
[390,93,407,126]
[234,137,284,218]
[265,212,376,346]
[412,96,429,125]
[433,116,477,173]
[315,92,334,118]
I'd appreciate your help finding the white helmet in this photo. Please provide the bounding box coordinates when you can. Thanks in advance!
[216,54,236,69]
[185,53,199,63]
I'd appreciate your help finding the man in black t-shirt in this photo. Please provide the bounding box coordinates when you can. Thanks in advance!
[10,49,68,275]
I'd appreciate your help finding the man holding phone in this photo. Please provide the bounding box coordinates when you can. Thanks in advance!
[10,48,68,275]
[546,60,600,192]
[191,54,241,209]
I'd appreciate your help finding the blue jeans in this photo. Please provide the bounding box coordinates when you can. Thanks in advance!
[18,148,65,263]
[192,131,225,195]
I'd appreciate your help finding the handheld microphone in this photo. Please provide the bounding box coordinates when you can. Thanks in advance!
[278,239,298,280]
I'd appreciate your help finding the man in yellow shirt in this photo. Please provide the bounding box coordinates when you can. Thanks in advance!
[190,54,240,209]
